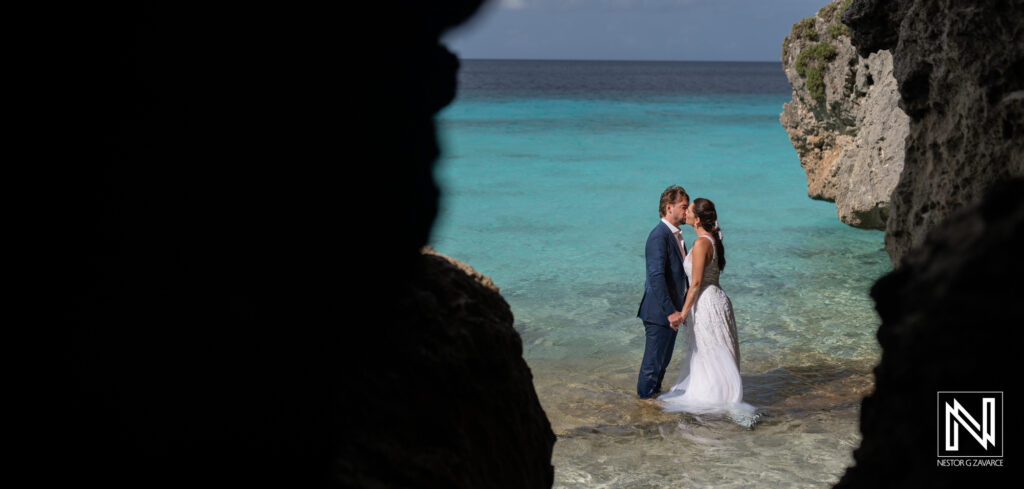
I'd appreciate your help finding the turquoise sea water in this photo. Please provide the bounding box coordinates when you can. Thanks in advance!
[432,60,890,488]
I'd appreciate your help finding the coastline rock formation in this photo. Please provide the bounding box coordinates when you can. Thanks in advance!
[780,0,909,230]
[339,247,556,488]
[422,245,501,293]
[60,2,556,487]
[831,0,1023,486]
[833,179,1021,487]
[843,0,1024,263]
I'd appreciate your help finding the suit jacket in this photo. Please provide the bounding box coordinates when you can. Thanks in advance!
[637,221,689,326]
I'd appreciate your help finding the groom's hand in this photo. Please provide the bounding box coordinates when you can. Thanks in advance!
[668,311,683,331]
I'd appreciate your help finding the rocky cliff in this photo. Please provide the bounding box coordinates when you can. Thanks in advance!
[843,0,1024,263]
[780,0,909,230]
[829,0,1023,486]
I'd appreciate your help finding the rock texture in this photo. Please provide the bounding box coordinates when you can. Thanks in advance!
[57,2,556,488]
[780,0,909,230]
[422,245,501,293]
[833,178,1021,488]
[842,0,1024,263]
[338,248,556,488]
[829,0,1024,486]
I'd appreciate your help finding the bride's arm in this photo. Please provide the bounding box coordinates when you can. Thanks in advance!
[675,238,710,329]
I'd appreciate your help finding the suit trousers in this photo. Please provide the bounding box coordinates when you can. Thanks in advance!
[637,320,678,398]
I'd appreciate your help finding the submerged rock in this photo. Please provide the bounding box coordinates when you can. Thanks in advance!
[780,0,908,230]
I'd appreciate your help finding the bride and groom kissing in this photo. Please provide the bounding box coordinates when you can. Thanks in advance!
[636,185,756,424]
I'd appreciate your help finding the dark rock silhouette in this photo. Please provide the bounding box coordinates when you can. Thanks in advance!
[59,2,554,487]
[833,0,1022,486]
[834,178,1021,487]
[337,248,555,488]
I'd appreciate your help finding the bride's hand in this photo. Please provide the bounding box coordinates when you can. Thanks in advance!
[668,311,683,330]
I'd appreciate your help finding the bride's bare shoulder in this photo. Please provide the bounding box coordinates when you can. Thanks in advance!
[691,235,713,259]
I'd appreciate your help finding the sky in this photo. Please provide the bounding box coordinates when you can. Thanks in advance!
[442,0,832,62]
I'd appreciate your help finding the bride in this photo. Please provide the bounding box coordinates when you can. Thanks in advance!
[658,198,758,427]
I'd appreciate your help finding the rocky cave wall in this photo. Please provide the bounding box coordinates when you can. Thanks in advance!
[60,2,556,488]
[844,0,1024,263]
[831,0,1023,486]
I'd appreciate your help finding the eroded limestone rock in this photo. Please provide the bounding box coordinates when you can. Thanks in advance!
[781,0,909,230]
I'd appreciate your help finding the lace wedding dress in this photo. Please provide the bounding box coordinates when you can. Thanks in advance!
[658,234,758,427]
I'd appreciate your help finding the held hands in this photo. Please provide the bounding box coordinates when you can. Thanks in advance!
[668,311,685,331]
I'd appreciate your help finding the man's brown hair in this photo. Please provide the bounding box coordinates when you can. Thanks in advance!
[658,185,690,217]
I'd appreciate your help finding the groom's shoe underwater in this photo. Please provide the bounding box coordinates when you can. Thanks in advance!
[637,388,662,402]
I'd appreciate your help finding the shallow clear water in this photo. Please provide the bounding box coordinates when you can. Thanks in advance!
[432,60,888,488]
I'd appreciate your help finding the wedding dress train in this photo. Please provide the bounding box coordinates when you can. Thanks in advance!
[658,234,758,427]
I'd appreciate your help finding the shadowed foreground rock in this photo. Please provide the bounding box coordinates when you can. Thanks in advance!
[834,178,1021,487]
[59,2,555,487]
[830,1,1022,486]
[337,249,555,488]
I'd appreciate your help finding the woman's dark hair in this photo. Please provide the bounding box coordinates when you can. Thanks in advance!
[692,198,725,271]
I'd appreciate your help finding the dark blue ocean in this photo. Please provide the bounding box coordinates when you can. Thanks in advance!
[432,60,888,488]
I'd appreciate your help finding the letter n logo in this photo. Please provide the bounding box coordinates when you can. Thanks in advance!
[938,391,1003,457]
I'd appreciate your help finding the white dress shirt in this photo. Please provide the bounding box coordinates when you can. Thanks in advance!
[661,218,687,256]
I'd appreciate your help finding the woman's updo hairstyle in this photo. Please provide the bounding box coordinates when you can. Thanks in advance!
[691,198,725,271]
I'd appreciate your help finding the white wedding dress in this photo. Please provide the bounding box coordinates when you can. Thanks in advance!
[658,234,758,427]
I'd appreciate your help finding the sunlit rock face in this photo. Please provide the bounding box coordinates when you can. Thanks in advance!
[780,0,908,231]
[842,0,1024,264]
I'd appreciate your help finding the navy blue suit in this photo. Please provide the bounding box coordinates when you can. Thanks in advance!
[636,220,689,398]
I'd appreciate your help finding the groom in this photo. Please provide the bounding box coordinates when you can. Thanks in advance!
[636,185,690,399]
